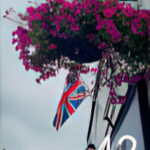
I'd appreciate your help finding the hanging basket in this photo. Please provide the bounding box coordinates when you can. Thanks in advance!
[4,0,150,83]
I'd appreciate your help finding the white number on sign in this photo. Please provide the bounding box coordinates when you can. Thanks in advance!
[98,135,137,150]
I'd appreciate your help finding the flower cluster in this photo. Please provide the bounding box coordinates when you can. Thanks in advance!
[98,49,150,104]
[12,27,32,71]
[4,0,149,84]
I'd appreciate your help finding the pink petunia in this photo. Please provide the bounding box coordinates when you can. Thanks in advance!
[103,7,117,18]
[12,38,18,44]
[110,97,116,104]
[98,42,108,49]
[131,18,142,34]
[49,43,57,49]
[71,24,79,31]
[123,3,134,17]
[117,3,125,10]
[114,73,123,86]
[96,21,105,30]
[106,20,121,42]
[36,13,42,20]
[26,6,35,15]
[74,9,81,15]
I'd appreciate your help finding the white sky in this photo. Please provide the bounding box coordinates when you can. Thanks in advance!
[1,0,150,150]
[0,0,98,150]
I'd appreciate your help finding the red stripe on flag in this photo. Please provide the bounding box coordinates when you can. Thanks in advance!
[55,79,82,129]
[65,100,74,115]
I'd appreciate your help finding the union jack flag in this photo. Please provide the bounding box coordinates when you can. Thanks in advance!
[53,75,89,130]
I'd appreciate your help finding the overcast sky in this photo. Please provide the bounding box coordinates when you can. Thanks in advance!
[1,0,150,150]
[0,0,98,150]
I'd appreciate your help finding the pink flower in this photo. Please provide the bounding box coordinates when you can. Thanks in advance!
[103,7,117,18]
[131,18,141,34]
[40,3,48,13]
[91,67,98,73]
[117,3,125,10]
[101,70,106,76]
[110,97,116,104]
[110,88,116,97]
[12,30,17,36]
[91,68,95,72]
[123,73,129,82]
[118,96,126,104]
[98,42,108,49]
[106,20,115,32]
[63,1,71,8]
[23,60,30,71]
[50,71,56,76]
[95,14,100,22]
[42,22,47,29]
[114,73,123,86]
[111,31,121,42]
[18,13,27,21]
[96,21,105,30]
[71,24,79,31]
[36,13,42,20]
[138,11,149,21]
[102,1,110,8]
[74,9,81,15]
[106,20,121,42]
[32,66,41,72]
[86,9,92,13]
[26,6,35,15]
[30,14,37,21]
[12,38,17,44]
[42,72,50,80]
[36,78,41,84]
[56,24,60,31]
[15,45,19,51]
[96,15,106,30]
[94,68,98,73]
[49,43,57,49]
[46,0,52,3]
[123,3,134,17]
